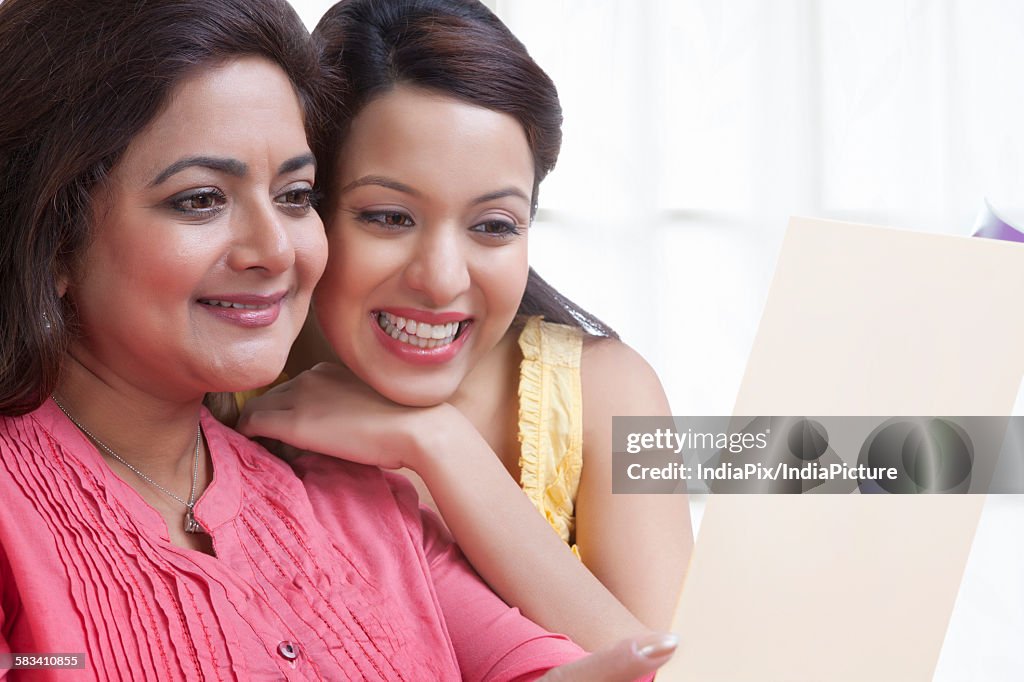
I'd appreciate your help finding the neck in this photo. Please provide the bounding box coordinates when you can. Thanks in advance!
[56,354,206,481]
[450,325,521,408]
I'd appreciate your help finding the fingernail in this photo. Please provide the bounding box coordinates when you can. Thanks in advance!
[636,633,679,659]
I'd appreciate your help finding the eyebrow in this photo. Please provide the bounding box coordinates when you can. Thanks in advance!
[149,153,316,187]
[339,176,530,206]
[339,175,421,197]
[150,156,246,186]
[472,187,531,205]
[279,153,317,175]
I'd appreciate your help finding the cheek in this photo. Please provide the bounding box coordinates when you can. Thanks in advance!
[318,228,399,308]
[316,235,359,312]
[295,220,329,292]
[71,234,199,344]
[79,231,194,301]
[313,230,378,345]
[477,242,530,325]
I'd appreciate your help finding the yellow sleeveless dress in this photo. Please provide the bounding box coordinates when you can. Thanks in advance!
[516,316,585,557]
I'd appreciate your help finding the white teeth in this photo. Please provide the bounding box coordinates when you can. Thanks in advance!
[202,299,271,310]
[375,312,467,350]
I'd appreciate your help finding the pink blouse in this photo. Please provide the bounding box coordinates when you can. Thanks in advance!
[0,400,583,680]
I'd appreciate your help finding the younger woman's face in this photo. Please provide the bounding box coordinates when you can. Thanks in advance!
[315,85,534,406]
[69,57,326,401]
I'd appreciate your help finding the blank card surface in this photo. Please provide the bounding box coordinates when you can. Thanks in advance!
[660,218,1024,681]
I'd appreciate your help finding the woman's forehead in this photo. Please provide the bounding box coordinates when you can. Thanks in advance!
[338,86,534,203]
[114,58,309,186]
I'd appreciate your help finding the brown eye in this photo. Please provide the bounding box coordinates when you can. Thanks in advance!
[283,189,312,206]
[357,211,415,230]
[384,212,411,226]
[275,186,317,216]
[189,194,217,210]
[470,219,522,240]
[165,188,227,216]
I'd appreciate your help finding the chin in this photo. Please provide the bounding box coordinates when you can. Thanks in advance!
[208,352,289,393]
[208,371,281,395]
[368,373,459,408]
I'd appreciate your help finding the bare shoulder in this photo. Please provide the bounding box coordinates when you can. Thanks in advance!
[580,336,670,427]
[576,339,692,632]
[581,335,660,381]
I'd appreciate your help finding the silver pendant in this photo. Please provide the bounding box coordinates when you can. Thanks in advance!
[184,507,202,534]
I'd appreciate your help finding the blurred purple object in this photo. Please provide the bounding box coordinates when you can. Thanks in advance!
[972,199,1024,243]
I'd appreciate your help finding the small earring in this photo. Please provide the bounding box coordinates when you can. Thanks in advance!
[42,310,52,332]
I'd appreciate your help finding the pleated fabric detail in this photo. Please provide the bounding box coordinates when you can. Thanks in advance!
[516,316,585,558]
[0,401,453,680]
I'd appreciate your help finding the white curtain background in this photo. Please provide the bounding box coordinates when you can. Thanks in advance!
[295,0,1024,417]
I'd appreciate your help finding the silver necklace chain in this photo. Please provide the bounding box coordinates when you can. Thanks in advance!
[51,395,205,534]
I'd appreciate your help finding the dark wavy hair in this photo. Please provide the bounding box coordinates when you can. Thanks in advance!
[0,0,320,416]
[313,0,618,338]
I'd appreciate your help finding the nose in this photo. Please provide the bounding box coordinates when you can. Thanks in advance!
[227,200,295,275]
[403,224,471,307]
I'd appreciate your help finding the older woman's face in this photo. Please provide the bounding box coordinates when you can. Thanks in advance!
[68,57,326,399]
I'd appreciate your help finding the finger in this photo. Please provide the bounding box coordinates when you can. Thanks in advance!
[259,379,295,397]
[240,378,306,415]
[541,633,678,682]
[311,361,348,378]
[235,406,295,440]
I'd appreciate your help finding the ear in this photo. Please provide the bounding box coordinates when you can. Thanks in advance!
[54,257,76,299]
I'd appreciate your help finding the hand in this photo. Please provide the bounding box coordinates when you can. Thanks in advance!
[236,362,467,470]
[540,633,679,681]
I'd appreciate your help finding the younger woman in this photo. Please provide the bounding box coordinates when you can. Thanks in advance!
[239,0,692,651]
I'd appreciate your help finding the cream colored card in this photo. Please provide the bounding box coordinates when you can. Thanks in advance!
[660,218,1024,681]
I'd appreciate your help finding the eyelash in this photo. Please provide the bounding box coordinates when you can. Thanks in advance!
[355,210,415,230]
[355,210,523,239]
[166,188,227,217]
[276,187,320,216]
[165,186,319,218]
[471,219,522,238]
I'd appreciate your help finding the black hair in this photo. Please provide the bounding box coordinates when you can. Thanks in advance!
[313,0,618,338]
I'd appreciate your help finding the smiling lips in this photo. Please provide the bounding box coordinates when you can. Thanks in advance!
[197,293,285,327]
[372,309,472,364]
[375,311,469,349]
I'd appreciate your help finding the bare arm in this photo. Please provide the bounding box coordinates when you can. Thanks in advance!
[412,409,651,650]
[237,363,651,650]
[575,339,693,631]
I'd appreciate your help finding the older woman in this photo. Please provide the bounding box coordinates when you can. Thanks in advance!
[0,0,687,679]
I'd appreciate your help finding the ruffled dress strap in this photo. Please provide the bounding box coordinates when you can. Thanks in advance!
[516,316,585,558]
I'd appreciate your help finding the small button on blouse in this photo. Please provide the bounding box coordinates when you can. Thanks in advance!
[277,641,298,661]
